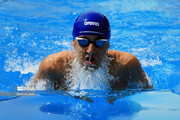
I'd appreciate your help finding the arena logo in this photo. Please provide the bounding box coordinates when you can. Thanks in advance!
[84,21,99,26]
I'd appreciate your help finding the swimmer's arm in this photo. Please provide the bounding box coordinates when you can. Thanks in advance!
[32,58,59,82]
[32,55,64,84]
[32,57,66,90]
[125,57,153,88]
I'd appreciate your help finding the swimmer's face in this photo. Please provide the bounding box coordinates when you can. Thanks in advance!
[72,35,110,69]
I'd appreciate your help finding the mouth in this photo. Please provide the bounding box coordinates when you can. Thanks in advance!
[85,56,96,65]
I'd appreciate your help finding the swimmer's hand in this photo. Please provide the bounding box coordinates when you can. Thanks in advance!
[64,91,94,103]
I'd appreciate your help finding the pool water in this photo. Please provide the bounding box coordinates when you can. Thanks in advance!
[0,0,180,120]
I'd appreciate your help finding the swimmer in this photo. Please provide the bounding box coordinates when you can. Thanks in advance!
[33,11,153,91]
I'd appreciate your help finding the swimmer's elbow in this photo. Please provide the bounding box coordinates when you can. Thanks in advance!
[126,57,151,86]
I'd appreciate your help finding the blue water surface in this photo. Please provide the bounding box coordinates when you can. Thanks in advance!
[0,0,180,120]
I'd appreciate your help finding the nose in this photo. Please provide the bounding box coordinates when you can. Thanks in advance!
[86,43,96,54]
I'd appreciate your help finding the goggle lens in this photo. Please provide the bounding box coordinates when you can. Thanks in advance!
[77,39,89,47]
[76,37,107,48]
[96,40,107,48]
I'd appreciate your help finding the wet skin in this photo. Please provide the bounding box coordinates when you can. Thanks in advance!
[33,35,153,91]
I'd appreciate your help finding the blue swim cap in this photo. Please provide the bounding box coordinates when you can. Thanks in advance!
[72,11,111,41]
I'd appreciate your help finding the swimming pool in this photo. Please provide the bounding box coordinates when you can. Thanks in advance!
[0,0,180,119]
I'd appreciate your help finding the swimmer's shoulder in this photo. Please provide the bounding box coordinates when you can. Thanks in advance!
[108,50,139,66]
[33,50,73,81]
[39,50,73,73]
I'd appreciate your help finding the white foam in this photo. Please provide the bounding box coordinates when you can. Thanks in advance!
[15,79,50,91]
[141,58,163,67]
[4,49,40,74]
[34,80,52,90]
[131,48,163,67]
[65,51,113,91]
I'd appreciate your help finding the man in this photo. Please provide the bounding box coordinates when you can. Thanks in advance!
[33,11,152,91]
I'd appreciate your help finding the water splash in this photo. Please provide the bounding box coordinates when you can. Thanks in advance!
[4,48,40,74]
[65,50,113,91]
[25,79,52,91]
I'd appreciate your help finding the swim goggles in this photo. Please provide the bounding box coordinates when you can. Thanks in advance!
[75,37,108,48]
